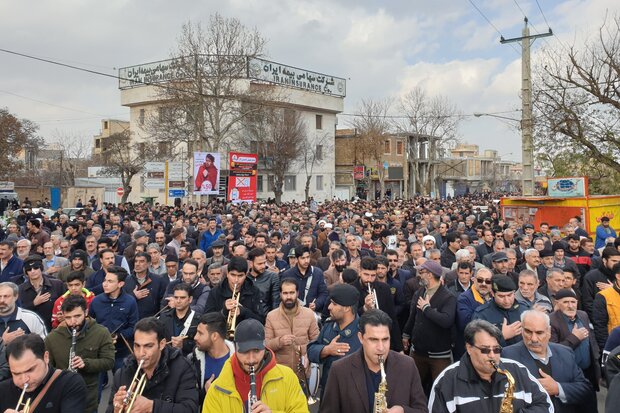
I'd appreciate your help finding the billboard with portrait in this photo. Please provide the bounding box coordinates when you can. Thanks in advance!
[193,152,220,195]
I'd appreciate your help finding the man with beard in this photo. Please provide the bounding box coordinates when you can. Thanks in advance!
[281,246,329,314]
[582,247,620,317]
[356,257,403,352]
[247,248,280,314]
[204,256,265,324]
[203,318,307,412]
[565,234,592,279]
[163,259,211,315]
[44,296,114,413]
[402,260,456,395]
[0,241,23,283]
[109,317,199,413]
[205,239,229,267]
[188,312,235,407]
[265,278,319,381]
[323,249,347,290]
[65,222,85,252]
[0,282,48,341]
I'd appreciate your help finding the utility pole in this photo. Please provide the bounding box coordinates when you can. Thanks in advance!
[501,18,552,196]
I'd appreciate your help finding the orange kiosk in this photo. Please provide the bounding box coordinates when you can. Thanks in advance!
[500,177,620,236]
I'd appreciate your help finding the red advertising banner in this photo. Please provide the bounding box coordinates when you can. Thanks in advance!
[353,165,365,180]
[228,152,258,203]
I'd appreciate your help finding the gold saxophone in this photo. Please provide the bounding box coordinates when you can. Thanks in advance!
[373,356,388,413]
[490,360,515,413]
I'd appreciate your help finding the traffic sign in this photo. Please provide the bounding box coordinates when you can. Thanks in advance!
[116,187,124,197]
[168,189,187,197]
[143,180,165,189]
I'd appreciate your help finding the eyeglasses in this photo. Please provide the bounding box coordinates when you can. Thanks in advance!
[476,277,493,285]
[472,344,502,354]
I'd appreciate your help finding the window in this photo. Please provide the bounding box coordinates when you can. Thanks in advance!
[103,121,109,130]
[316,145,323,161]
[384,139,391,155]
[315,114,323,130]
[284,175,296,191]
[396,140,404,155]
[95,139,101,149]
[257,175,264,192]
[316,175,323,191]
[139,109,145,125]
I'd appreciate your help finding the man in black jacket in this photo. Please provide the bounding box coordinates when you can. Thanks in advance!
[0,334,87,412]
[402,259,456,395]
[162,259,210,315]
[581,246,620,317]
[108,317,199,413]
[123,252,167,319]
[204,256,265,326]
[159,283,199,357]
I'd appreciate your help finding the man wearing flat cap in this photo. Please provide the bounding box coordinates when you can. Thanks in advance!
[550,288,601,395]
[472,275,525,346]
[203,319,308,412]
[491,251,519,285]
[307,284,362,398]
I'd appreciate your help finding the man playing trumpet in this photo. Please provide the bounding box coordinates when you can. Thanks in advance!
[108,317,199,413]
[0,334,87,412]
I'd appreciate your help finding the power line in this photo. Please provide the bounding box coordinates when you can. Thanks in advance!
[0,89,110,117]
[339,109,521,120]
[534,0,551,28]
[467,0,521,56]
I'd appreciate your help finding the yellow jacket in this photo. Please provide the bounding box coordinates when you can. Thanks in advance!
[203,357,309,413]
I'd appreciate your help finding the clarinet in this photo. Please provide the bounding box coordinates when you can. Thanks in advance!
[68,327,78,373]
[248,365,258,412]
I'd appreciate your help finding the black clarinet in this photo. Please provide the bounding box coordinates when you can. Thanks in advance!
[248,365,258,412]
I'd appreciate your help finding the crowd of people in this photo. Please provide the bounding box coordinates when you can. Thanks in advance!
[0,193,618,413]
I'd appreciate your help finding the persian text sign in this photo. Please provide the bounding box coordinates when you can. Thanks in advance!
[547,177,588,198]
[228,152,258,203]
[248,57,346,97]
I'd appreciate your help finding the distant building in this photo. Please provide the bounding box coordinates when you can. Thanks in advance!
[436,143,521,196]
[106,57,345,204]
[92,119,130,158]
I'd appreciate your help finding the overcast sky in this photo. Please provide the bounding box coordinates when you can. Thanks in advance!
[0,0,616,162]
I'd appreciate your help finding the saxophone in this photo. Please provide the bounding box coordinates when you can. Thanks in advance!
[68,327,78,373]
[373,356,388,413]
[490,360,515,413]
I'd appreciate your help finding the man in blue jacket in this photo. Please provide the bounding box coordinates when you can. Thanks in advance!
[503,310,595,413]
[89,266,138,371]
[281,246,328,314]
[199,217,222,252]
[0,241,23,283]
[472,275,525,346]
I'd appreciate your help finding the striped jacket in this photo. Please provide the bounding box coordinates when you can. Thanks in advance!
[428,355,553,413]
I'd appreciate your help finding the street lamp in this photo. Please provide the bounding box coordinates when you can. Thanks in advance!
[473,112,533,196]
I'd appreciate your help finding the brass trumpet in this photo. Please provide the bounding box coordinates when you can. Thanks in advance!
[367,283,379,310]
[119,359,147,413]
[226,283,240,340]
[16,383,31,413]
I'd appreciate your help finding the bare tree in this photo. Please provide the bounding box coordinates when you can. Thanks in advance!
[350,98,393,199]
[399,87,461,195]
[534,15,620,180]
[94,130,158,203]
[243,107,305,203]
[146,15,272,154]
[0,108,40,179]
[50,131,94,186]
[301,131,332,201]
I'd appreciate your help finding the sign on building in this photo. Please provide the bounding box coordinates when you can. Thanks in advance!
[248,57,346,97]
[193,152,221,195]
[227,152,258,203]
[547,177,588,198]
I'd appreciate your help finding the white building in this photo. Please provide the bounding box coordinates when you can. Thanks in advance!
[116,57,345,204]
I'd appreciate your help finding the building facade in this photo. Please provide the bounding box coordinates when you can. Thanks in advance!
[106,57,345,204]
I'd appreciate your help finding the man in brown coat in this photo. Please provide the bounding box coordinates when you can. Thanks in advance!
[321,309,428,413]
[264,278,319,380]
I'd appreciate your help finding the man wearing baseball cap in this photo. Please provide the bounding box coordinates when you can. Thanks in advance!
[472,275,525,346]
[203,319,308,412]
